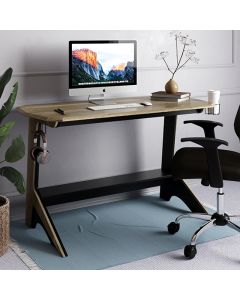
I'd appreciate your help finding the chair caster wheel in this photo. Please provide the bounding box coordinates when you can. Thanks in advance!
[167,222,180,234]
[184,245,197,259]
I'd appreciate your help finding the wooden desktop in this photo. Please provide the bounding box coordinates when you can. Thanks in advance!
[17,96,214,257]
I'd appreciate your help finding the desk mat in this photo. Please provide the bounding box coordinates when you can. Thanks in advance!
[10,195,236,270]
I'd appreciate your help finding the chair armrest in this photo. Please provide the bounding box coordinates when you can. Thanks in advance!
[181,137,228,188]
[184,120,223,138]
[181,137,228,148]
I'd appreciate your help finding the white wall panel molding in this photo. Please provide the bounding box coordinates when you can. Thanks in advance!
[13,71,67,77]
[12,60,237,78]
[193,87,240,98]
[11,31,236,78]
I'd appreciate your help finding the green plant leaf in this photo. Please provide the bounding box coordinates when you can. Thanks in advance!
[0,166,25,194]
[5,135,25,163]
[0,82,18,123]
[0,68,13,99]
[0,120,15,147]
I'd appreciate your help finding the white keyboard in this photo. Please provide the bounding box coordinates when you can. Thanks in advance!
[88,103,143,111]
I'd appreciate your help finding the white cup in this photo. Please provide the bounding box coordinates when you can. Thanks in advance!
[208,90,220,105]
[206,90,220,115]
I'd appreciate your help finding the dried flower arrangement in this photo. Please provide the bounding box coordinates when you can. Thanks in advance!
[155,31,199,93]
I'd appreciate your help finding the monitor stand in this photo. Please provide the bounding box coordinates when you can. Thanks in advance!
[88,94,116,105]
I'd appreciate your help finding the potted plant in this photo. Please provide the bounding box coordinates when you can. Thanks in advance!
[0,68,25,256]
[155,31,200,93]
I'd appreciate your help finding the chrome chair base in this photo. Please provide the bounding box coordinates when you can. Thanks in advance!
[168,211,240,259]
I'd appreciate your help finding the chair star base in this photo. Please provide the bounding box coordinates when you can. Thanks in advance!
[167,189,240,259]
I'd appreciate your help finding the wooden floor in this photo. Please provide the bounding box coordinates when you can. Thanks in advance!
[0,247,29,270]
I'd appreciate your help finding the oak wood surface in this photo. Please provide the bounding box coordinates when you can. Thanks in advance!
[17,97,213,127]
[26,118,67,257]
[25,118,39,226]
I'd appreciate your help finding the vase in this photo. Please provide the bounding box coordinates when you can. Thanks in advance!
[165,79,178,94]
[0,196,9,256]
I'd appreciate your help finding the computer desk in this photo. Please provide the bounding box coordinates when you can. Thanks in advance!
[17,97,214,257]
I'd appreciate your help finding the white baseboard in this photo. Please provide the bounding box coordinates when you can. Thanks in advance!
[10,186,161,221]
[9,180,202,221]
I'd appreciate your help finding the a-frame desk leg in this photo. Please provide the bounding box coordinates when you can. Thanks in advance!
[26,118,67,257]
[160,115,207,214]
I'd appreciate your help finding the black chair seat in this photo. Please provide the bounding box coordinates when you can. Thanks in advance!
[172,147,240,182]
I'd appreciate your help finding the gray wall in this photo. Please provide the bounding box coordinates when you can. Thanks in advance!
[0,30,240,195]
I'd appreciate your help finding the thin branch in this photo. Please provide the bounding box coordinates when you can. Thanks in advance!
[162,58,173,75]
[177,57,191,71]
[175,36,179,64]
[172,42,187,78]
[177,43,187,68]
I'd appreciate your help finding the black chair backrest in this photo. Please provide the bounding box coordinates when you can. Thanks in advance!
[234,105,240,140]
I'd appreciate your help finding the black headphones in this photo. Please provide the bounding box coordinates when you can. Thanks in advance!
[31,130,50,164]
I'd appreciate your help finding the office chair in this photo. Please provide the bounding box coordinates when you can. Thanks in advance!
[167,105,240,259]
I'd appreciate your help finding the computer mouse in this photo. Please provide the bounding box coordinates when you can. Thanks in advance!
[141,101,152,106]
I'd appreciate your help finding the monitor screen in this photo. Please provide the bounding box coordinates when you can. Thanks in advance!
[69,40,137,91]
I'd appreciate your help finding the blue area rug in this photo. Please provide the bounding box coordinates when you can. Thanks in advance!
[11,195,236,269]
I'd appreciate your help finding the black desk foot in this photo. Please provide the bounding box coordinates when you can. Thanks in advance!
[160,179,207,213]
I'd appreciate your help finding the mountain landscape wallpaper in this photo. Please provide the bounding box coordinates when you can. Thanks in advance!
[71,43,136,87]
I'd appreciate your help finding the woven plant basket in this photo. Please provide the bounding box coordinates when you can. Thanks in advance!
[0,195,9,256]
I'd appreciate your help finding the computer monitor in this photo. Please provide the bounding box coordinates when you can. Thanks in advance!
[69,40,137,102]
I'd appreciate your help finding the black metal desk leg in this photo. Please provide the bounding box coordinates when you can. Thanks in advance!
[160,115,207,213]
[160,179,207,213]
[161,115,177,173]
